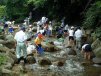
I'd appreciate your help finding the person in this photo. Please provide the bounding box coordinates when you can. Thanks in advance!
[68,26,75,46]
[8,26,14,34]
[14,26,28,64]
[74,27,83,49]
[34,33,44,56]
[81,44,92,60]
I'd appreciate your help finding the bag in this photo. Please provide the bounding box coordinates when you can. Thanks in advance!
[37,46,44,55]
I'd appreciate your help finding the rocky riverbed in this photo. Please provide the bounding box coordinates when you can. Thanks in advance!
[0,34,101,76]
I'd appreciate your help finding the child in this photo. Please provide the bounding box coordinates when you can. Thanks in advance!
[34,33,44,56]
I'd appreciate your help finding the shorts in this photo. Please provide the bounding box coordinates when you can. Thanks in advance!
[85,45,92,52]
[69,36,74,40]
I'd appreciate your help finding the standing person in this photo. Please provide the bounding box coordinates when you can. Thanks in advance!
[81,44,92,60]
[68,26,75,46]
[74,27,83,49]
[34,33,44,56]
[14,27,28,64]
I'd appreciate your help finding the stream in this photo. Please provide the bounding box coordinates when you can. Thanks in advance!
[24,37,101,76]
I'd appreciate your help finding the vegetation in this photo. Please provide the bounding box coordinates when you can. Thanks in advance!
[0,55,7,66]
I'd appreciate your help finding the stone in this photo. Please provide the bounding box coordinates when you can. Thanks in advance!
[6,51,17,64]
[93,47,101,58]
[91,38,101,50]
[38,58,51,66]
[26,56,36,64]
[42,42,60,52]
[68,48,76,55]
[93,57,101,64]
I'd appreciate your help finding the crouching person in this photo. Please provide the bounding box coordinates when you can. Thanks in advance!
[81,44,92,60]
[14,26,27,64]
[34,33,44,56]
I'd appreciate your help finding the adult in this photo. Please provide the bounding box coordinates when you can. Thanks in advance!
[74,27,83,49]
[81,44,92,60]
[14,27,27,64]
[68,26,75,48]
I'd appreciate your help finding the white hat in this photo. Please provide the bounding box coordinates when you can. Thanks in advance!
[71,26,74,29]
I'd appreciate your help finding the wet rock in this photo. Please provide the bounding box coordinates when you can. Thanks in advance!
[6,51,17,63]
[12,64,25,73]
[1,68,12,74]
[2,63,12,70]
[93,57,101,64]
[26,56,36,64]
[38,58,52,66]
[93,47,101,58]
[5,34,14,41]
[91,38,101,50]
[6,56,14,65]
[42,42,60,52]
[0,35,5,40]
[68,48,76,55]
[4,41,15,49]
[81,61,94,66]
[0,45,13,53]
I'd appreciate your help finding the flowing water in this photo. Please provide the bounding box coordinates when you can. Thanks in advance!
[25,38,101,76]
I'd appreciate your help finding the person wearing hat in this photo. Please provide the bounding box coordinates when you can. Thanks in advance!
[34,33,44,55]
[14,26,28,64]
[68,26,75,48]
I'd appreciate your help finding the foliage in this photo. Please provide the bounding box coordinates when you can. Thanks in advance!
[95,27,101,40]
[0,5,6,18]
[0,54,7,66]
[83,1,101,28]
[6,0,28,22]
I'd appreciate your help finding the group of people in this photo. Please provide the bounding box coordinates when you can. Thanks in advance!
[0,16,93,64]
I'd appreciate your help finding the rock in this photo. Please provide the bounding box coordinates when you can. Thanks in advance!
[81,61,94,66]
[0,35,5,40]
[38,58,52,66]
[42,42,60,52]
[1,68,12,74]
[2,63,12,69]
[26,56,36,64]
[6,51,17,63]
[93,47,101,58]
[3,40,15,49]
[12,64,25,73]
[5,34,14,41]
[91,38,101,50]
[68,48,76,55]
[93,57,101,64]
[6,56,14,65]
[0,45,13,53]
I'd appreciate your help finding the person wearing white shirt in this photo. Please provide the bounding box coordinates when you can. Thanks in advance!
[14,27,27,64]
[74,27,83,49]
[68,26,75,48]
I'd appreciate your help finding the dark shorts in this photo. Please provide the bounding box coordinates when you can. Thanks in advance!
[69,36,74,40]
[85,45,92,52]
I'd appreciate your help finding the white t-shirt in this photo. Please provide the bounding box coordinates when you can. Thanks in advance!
[68,29,74,36]
[82,44,89,49]
[74,29,83,38]
[14,30,27,42]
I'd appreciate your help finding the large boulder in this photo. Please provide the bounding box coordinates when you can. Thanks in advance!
[38,58,52,66]
[92,57,101,64]
[5,34,14,41]
[91,39,101,50]
[42,42,60,52]
[26,56,36,64]
[93,47,101,58]
[68,48,76,55]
